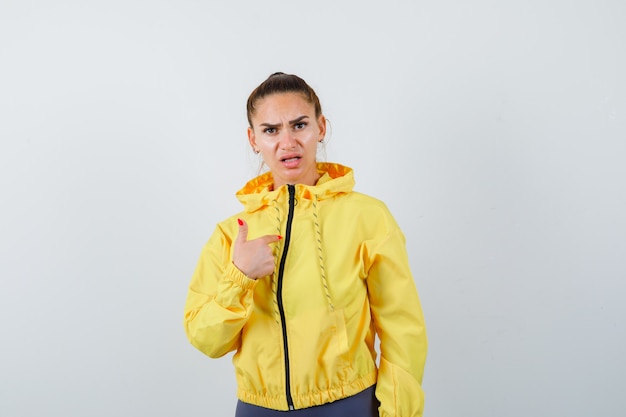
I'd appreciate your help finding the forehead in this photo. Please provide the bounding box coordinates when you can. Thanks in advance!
[252,92,314,121]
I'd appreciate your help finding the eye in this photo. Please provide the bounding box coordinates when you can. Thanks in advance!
[294,122,307,130]
[263,127,277,134]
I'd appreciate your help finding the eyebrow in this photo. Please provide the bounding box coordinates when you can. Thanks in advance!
[260,115,310,128]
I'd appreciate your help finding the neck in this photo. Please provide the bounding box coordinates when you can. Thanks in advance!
[273,170,320,189]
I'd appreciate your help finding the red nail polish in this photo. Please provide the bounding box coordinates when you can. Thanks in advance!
[277,235,283,240]
[237,218,243,226]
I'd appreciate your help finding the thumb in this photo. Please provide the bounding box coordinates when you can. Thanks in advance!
[236,218,248,243]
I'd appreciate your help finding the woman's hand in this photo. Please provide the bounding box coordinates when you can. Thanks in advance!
[232,219,281,279]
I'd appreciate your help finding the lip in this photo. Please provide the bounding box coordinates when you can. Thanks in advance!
[279,152,302,162]
[279,153,301,162]
[279,153,302,168]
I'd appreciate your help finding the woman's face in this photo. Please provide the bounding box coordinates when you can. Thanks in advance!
[248,92,326,188]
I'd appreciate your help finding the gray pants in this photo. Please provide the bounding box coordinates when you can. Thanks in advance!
[235,385,379,417]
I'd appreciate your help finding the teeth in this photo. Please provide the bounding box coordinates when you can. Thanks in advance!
[283,157,299,162]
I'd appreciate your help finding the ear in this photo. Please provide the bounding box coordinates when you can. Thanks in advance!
[317,115,326,141]
[247,127,257,149]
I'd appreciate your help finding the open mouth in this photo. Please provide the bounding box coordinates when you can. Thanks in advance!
[281,157,301,163]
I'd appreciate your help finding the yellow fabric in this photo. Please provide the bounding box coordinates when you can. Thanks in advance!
[184,163,427,415]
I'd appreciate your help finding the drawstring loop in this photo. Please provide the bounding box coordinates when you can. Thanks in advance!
[271,199,282,324]
[313,194,334,312]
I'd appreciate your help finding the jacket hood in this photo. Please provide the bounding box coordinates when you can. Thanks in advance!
[236,163,355,212]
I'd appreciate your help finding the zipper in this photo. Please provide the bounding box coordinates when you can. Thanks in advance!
[277,184,296,410]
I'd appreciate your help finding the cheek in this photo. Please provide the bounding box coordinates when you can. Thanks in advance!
[259,144,277,157]
[258,140,275,151]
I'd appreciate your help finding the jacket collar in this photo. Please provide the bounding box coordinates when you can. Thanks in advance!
[236,163,355,212]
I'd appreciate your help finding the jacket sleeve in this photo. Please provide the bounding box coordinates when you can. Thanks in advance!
[365,227,428,417]
[183,224,258,358]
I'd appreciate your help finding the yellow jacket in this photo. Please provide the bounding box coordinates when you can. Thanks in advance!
[184,163,427,416]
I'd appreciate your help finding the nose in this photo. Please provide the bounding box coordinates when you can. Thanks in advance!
[279,130,297,150]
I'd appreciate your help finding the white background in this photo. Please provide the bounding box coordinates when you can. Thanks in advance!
[1,1,625,416]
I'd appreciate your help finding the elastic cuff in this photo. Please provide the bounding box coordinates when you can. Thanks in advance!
[226,262,258,291]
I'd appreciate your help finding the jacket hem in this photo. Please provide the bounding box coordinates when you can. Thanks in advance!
[237,370,378,411]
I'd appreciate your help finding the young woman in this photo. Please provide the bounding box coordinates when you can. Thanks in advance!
[184,73,427,416]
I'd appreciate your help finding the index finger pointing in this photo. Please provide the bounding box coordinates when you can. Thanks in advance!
[258,234,283,245]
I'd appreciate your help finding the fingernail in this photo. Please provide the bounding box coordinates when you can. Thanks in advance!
[277,235,283,240]
[237,218,243,226]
